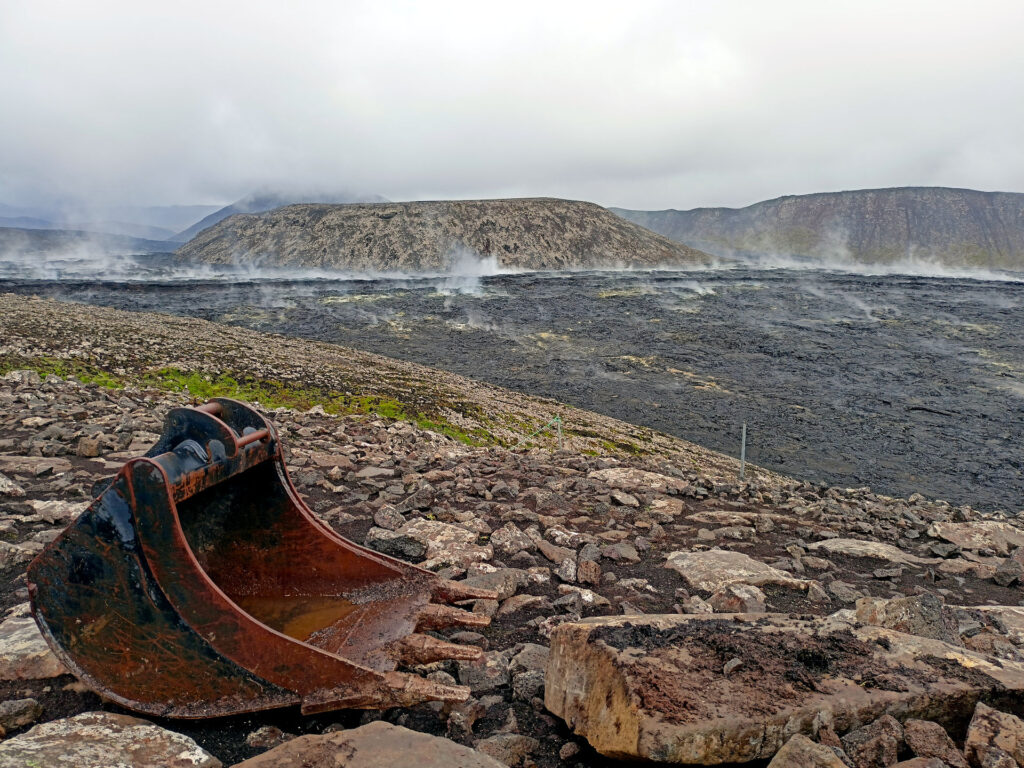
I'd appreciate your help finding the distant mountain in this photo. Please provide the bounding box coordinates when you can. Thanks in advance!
[0,227,176,257]
[172,191,389,242]
[0,202,220,239]
[176,198,711,271]
[0,215,56,230]
[613,187,1024,269]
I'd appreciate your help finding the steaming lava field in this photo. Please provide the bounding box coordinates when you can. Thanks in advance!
[3,259,1023,512]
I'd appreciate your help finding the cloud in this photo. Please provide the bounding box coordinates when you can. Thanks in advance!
[0,0,1022,211]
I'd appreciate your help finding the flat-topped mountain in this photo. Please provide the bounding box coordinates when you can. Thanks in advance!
[615,187,1024,269]
[175,198,711,271]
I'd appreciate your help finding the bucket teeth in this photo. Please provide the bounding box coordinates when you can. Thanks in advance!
[382,670,471,706]
[300,672,470,713]
[393,633,484,665]
[432,578,499,603]
[416,603,491,631]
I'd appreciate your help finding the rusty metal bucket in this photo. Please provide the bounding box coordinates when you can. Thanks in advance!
[27,398,496,718]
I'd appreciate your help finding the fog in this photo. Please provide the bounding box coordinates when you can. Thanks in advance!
[1,1,1022,214]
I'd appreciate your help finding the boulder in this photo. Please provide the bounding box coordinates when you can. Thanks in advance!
[709,584,767,613]
[474,733,540,766]
[805,538,936,565]
[928,521,1024,556]
[0,711,220,767]
[363,527,427,560]
[902,719,968,768]
[457,648,515,693]
[490,523,535,557]
[664,549,808,592]
[964,702,1024,767]
[588,467,679,494]
[233,721,504,767]
[0,698,42,731]
[853,594,960,645]
[840,714,903,768]
[0,472,24,498]
[767,734,849,767]
[545,613,1024,764]
[462,567,529,601]
[0,611,66,680]
[400,519,493,568]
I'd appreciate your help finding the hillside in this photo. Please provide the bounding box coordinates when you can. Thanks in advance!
[172,190,388,242]
[2,293,1024,767]
[614,187,1024,269]
[175,198,711,271]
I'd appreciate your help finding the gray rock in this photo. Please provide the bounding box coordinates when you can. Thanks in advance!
[853,594,960,645]
[462,567,528,601]
[457,648,514,693]
[474,733,540,767]
[0,698,42,731]
[601,542,640,564]
[994,557,1024,587]
[372,504,405,531]
[490,523,535,557]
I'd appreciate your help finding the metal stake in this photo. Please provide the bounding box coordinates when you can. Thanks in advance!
[740,422,747,480]
[555,416,563,451]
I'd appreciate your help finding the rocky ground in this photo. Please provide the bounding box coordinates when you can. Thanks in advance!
[1,296,1024,766]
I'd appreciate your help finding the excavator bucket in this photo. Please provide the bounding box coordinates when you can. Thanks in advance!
[26,398,496,718]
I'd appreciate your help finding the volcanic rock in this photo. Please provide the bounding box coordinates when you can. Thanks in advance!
[399,518,493,568]
[902,719,968,768]
[233,721,505,767]
[840,714,903,768]
[964,702,1024,767]
[853,594,960,644]
[0,711,221,767]
[544,613,1024,764]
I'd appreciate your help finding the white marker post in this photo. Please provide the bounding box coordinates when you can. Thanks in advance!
[740,422,747,480]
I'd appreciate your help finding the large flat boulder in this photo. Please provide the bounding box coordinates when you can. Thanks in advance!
[545,613,1024,764]
[233,721,505,767]
[805,538,936,565]
[664,549,808,592]
[0,711,221,767]
[928,521,1024,556]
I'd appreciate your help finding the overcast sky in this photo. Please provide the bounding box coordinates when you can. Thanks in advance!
[1,0,1023,212]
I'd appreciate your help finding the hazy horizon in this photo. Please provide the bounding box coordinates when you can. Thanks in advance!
[2,1,1023,215]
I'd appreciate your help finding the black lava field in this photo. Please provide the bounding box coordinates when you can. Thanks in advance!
[4,260,1023,512]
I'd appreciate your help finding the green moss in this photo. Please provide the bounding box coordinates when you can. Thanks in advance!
[140,368,492,446]
[0,355,126,388]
